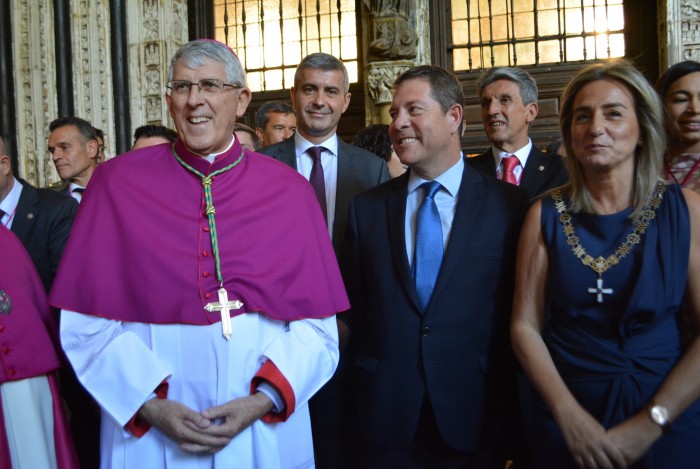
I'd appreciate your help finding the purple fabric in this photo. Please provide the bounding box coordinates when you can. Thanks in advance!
[0,227,62,381]
[0,227,77,468]
[50,138,349,324]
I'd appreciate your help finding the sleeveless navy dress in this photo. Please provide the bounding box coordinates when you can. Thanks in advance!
[533,183,700,468]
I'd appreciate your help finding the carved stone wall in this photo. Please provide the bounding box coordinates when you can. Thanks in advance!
[126,0,188,133]
[661,0,700,68]
[11,0,58,186]
[71,0,115,163]
[361,0,430,125]
[681,0,700,60]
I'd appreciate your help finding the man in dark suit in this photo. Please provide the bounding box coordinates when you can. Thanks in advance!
[469,66,568,198]
[345,65,528,467]
[259,52,388,253]
[47,116,100,203]
[259,52,388,468]
[0,137,77,292]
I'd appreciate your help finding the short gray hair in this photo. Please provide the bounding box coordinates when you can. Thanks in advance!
[477,67,538,105]
[294,53,349,93]
[168,40,246,87]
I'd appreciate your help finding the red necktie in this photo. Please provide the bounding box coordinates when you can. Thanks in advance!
[501,155,520,185]
[307,146,327,222]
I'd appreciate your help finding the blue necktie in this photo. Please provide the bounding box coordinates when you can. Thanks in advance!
[413,181,444,310]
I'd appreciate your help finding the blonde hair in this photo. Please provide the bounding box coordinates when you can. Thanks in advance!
[559,60,665,220]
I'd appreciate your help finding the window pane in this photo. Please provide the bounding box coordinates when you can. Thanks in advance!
[513,12,534,39]
[215,0,358,92]
[451,0,625,71]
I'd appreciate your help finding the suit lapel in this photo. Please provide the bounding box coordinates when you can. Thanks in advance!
[427,165,483,314]
[386,173,422,312]
[276,138,298,169]
[475,149,497,176]
[10,184,38,244]
[334,140,355,242]
[520,147,547,196]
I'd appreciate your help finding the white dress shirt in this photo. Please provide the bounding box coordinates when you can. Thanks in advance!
[0,177,22,228]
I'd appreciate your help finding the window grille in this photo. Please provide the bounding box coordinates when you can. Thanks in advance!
[214,0,358,92]
[451,0,625,71]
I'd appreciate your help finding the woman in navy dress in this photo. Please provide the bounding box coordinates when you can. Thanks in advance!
[511,60,700,468]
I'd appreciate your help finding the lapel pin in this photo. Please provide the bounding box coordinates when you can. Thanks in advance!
[538,165,545,172]
[27,213,34,220]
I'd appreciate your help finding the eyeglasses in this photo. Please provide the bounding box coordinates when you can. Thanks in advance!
[166,79,242,96]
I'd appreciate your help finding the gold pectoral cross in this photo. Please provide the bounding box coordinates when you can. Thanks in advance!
[204,287,243,340]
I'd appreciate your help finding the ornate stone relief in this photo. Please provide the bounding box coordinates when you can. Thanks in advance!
[361,0,429,125]
[682,0,700,60]
[11,0,58,186]
[71,0,115,161]
[127,0,188,132]
[367,62,412,105]
[366,0,416,61]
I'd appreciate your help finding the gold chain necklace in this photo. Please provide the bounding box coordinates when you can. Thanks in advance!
[552,182,666,303]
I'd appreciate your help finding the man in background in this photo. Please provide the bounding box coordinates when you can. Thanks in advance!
[95,128,107,163]
[47,116,100,203]
[469,67,568,199]
[256,101,296,147]
[132,124,178,150]
[235,122,262,150]
[0,136,77,292]
[259,52,388,468]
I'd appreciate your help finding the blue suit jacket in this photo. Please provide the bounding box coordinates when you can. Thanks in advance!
[259,136,389,254]
[344,163,528,453]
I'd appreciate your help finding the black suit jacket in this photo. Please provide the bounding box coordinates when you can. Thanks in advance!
[468,145,568,199]
[259,136,389,254]
[11,180,78,292]
[47,180,71,198]
[345,164,528,453]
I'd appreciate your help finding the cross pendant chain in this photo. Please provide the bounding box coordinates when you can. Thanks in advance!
[204,287,243,340]
[587,276,613,303]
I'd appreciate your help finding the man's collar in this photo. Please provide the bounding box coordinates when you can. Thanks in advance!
[294,132,339,157]
[491,139,533,166]
[408,156,464,197]
[0,177,22,214]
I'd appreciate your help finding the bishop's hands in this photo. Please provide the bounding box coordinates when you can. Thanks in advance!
[138,398,230,453]
[138,392,273,453]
